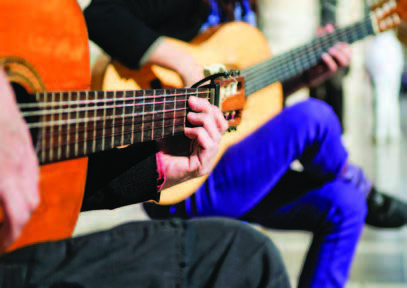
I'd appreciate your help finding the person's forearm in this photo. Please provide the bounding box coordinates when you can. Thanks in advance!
[84,0,161,69]
[83,143,160,210]
[146,37,203,86]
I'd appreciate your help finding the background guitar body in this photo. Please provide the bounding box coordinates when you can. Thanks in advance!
[0,0,90,251]
[91,21,283,205]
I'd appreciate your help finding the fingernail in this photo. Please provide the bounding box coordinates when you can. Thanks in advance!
[187,112,196,119]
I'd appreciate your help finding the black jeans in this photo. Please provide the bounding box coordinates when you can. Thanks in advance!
[0,218,290,288]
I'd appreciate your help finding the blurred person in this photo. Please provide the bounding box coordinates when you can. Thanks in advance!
[309,0,348,130]
[365,0,404,144]
[366,31,404,144]
[85,0,407,287]
[309,0,404,143]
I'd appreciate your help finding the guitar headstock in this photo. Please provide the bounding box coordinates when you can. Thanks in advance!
[370,0,407,32]
[203,64,245,132]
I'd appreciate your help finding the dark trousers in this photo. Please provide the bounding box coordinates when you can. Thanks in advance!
[0,218,290,288]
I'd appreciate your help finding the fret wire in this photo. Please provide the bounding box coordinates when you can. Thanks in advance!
[22,98,193,117]
[141,90,145,141]
[131,90,136,143]
[102,91,107,151]
[49,92,55,162]
[172,89,176,136]
[38,112,189,139]
[41,93,47,163]
[84,91,89,155]
[92,91,97,153]
[66,92,71,158]
[43,121,188,152]
[74,92,80,157]
[243,17,373,96]
[56,92,63,160]
[152,90,156,140]
[244,18,365,78]
[184,89,187,129]
[162,90,166,138]
[24,90,210,109]
[29,106,193,129]
[36,90,209,160]
[121,92,125,146]
[111,91,116,148]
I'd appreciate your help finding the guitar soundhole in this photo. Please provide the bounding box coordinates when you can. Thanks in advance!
[12,83,40,154]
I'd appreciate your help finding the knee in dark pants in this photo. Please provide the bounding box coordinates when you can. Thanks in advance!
[186,218,291,288]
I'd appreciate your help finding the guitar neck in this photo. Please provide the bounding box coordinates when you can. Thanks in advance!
[242,16,375,96]
[22,88,210,165]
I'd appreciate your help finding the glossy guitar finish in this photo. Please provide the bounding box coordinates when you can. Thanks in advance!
[0,0,90,251]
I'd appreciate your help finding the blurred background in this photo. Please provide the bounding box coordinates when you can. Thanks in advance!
[77,0,407,286]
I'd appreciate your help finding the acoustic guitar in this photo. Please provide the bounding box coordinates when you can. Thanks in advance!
[92,0,407,205]
[0,0,234,252]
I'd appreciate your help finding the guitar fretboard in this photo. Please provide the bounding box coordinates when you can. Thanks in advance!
[21,88,210,164]
[242,16,375,96]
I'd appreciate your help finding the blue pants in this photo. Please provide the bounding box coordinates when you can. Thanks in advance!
[145,98,367,288]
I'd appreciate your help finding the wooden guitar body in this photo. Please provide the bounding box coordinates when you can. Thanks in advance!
[92,22,283,205]
[0,0,90,251]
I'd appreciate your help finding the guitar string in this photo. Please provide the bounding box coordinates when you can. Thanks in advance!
[22,16,373,119]
[41,10,392,160]
[21,97,204,117]
[243,16,376,93]
[36,21,366,159]
[19,91,210,108]
[24,18,376,128]
[242,17,372,94]
[243,16,371,78]
[26,106,196,129]
[41,120,188,152]
[40,127,187,163]
[243,17,372,95]
[39,106,189,140]
[39,107,187,137]
[243,27,367,96]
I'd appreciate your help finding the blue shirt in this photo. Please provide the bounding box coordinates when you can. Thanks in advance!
[200,0,257,32]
